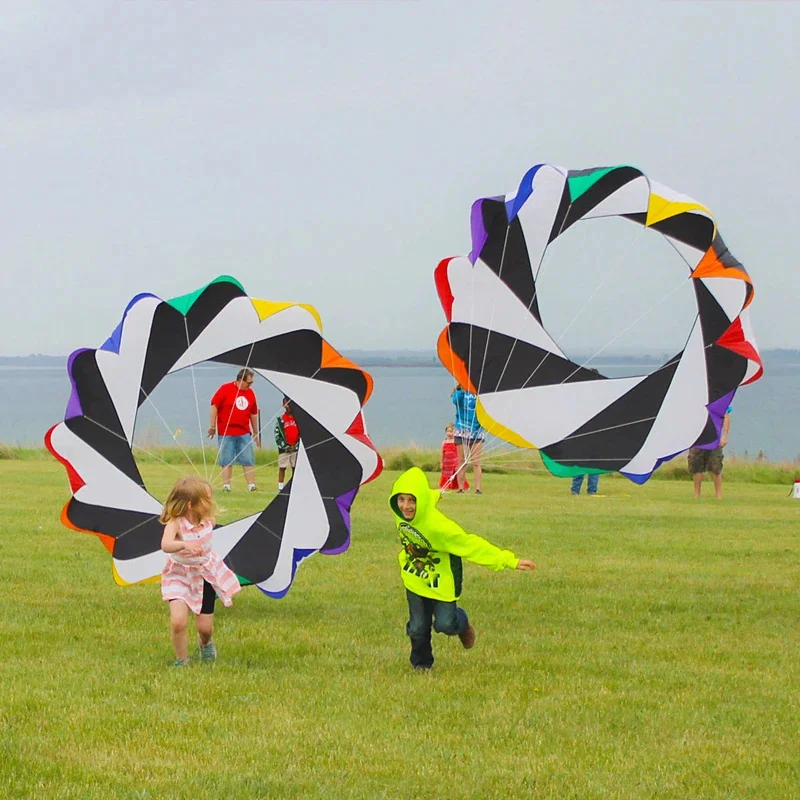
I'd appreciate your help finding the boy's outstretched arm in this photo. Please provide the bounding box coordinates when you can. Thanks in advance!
[440,519,530,571]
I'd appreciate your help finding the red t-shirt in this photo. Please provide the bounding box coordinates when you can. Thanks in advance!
[281,412,299,446]
[211,382,259,436]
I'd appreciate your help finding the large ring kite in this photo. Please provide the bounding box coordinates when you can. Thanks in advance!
[435,164,762,483]
[46,276,382,596]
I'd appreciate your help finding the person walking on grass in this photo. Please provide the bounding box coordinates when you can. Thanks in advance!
[570,473,600,496]
[389,467,536,671]
[688,406,731,499]
[160,477,241,667]
[208,368,261,492]
[451,384,485,494]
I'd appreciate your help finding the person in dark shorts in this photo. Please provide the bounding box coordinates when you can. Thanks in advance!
[688,408,731,499]
[451,384,485,494]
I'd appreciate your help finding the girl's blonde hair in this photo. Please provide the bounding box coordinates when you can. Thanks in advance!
[159,476,215,525]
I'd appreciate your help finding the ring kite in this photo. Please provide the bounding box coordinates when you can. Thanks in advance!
[46,275,382,596]
[435,164,762,483]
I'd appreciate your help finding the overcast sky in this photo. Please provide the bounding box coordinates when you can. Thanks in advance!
[2,0,798,357]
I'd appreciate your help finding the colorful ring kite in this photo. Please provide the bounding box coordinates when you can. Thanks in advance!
[436,164,762,483]
[46,276,382,596]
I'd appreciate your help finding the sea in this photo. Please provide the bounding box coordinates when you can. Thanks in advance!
[2,362,793,462]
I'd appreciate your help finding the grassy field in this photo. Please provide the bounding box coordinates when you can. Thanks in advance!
[1,458,798,799]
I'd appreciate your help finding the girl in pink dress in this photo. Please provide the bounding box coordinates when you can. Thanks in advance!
[160,476,241,666]
[439,423,468,491]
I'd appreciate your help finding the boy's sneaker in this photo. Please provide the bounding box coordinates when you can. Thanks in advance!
[458,623,476,649]
[248,484,257,492]
[199,642,217,662]
[222,484,232,492]
[171,659,189,667]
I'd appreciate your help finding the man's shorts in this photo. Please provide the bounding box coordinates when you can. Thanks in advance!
[218,434,255,467]
[278,450,297,469]
[454,436,485,448]
[688,446,724,475]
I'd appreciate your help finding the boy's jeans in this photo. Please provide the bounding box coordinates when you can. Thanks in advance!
[406,589,469,669]
[571,473,599,495]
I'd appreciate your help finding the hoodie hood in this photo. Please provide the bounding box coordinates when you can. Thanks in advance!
[389,467,440,524]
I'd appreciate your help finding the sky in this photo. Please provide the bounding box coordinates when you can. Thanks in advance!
[2,0,798,357]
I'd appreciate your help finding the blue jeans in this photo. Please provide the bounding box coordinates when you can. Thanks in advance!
[218,434,255,467]
[571,474,599,495]
[406,589,469,669]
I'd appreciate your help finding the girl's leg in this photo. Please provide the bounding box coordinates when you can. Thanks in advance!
[168,600,190,662]
[197,613,214,646]
[197,581,217,660]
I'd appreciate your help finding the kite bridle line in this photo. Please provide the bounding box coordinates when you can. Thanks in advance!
[465,330,711,473]
[98,429,357,551]
[485,171,576,405]
[498,193,669,399]
[451,176,574,485]
[207,342,329,488]
[83,413,200,479]
[461,335,717,472]
[129,384,206,479]
[216,430,346,488]
[474,223,512,400]
[558,276,696,385]
[480,232,710,466]
[451,181,717,477]
[553,190,697,385]
[183,317,209,481]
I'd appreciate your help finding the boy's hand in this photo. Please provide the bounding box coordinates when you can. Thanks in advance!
[516,559,537,571]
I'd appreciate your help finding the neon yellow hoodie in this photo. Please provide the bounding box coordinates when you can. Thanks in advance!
[389,467,519,602]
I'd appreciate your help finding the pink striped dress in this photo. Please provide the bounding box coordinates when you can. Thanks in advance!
[161,516,241,614]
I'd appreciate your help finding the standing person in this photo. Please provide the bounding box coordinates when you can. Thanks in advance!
[389,467,536,671]
[451,384,485,494]
[688,407,732,499]
[274,396,299,492]
[570,473,599,496]
[439,423,468,491]
[160,476,241,666]
[208,368,261,492]
[570,370,602,497]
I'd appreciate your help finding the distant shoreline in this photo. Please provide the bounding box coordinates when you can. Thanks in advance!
[4,349,800,370]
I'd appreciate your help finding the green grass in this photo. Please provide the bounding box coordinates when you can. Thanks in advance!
[1,459,798,798]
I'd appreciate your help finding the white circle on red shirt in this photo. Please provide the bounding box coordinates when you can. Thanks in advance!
[235,396,250,411]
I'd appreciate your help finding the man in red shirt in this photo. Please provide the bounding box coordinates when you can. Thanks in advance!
[207,368,261,492]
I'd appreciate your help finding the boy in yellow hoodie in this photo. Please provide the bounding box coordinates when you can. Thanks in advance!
[389,467,536,670]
